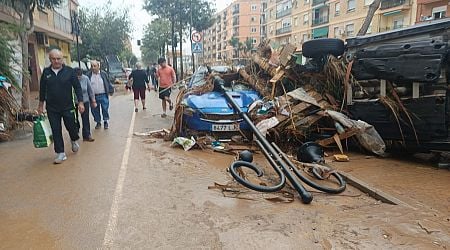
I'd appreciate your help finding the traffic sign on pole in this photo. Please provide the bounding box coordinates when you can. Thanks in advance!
[191,32,203,43]
[192,42,203,53]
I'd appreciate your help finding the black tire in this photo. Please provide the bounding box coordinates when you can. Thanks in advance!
[302,38,345,58]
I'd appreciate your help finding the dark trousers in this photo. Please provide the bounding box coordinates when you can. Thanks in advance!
[81,101,91,139]
[47,109,80,153]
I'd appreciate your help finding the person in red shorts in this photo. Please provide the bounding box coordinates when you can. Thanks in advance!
[156,57,176,118]
[128,62,150,112]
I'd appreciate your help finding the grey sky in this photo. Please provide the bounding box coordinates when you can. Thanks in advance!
[77,0,233,58]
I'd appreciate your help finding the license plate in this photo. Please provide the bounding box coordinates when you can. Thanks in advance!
[212,124,239,131]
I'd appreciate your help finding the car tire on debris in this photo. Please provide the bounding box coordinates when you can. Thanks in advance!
[302,38,345,58]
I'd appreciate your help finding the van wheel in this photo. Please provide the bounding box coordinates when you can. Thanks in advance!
[302,38,345,58]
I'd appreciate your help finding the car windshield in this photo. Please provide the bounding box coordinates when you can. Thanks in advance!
[189,66,232,88]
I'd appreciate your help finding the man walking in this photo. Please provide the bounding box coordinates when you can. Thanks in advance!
[156,58,176,118]
[87,60,114,129]
[128,62,150,112]
[75,68,97,142]
[148,62,158,90]
[38,49,84,164]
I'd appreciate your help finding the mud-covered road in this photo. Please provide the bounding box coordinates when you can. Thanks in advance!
[0,88,449,249]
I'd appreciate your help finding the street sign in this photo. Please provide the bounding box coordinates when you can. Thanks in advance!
[192,42,203,53]
[191,32,203,43]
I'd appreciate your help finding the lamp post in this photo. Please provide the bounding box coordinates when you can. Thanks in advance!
[71,11,81,68]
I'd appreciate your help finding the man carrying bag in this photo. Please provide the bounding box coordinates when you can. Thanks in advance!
[37,49,84,164]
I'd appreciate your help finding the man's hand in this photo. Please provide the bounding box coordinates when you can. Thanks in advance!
[37,102,44,115]
[91,100,97,108]
[78,102,85,113]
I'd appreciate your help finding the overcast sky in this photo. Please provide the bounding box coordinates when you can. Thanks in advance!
[77,0,233,58]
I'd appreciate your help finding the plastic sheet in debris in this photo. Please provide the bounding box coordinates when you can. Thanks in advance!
[172,136,196,151]
[326,110,386,156]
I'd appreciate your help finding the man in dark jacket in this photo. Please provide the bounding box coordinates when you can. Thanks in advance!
[38,49,84,164]
[86,60,114,129]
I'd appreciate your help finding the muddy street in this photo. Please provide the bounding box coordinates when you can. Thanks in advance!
[0,89,449,249]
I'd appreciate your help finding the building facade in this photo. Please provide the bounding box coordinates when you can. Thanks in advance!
[0,0,79,91]
[203,0,267,65]
[416,0,448,23]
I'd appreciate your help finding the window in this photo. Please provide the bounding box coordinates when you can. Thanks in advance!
[251,27,257,33]
[251,16,256,22]
[303,13,309,24]
[393,17,404,29]
[251,4,258,11]
[345,23,354,36]
[347,0,355,12]
[304,0,309,4]
[432,6,447,20]
[302,33,308,42]
[335,2,340,16]
[364,0,374,6]
[252,38,257,44]
[294,17,298,26]
[334,27,340,37]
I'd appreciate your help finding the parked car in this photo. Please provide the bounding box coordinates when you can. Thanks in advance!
[182,66,261,140]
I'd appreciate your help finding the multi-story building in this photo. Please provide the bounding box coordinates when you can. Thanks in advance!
[0,0,79,91]
[205,0,426,61]
[203,0,266,65]
[416,0,448,23]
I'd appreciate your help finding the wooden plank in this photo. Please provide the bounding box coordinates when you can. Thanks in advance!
[380,79,386,97]
[316,128,360,147]
[339,171,412,207]
[413,82,420,98]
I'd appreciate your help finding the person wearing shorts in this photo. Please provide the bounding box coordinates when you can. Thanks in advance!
[156,57,176,118]
[128,62,150,112]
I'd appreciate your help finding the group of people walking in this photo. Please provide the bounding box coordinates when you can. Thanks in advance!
[38,48,176,164]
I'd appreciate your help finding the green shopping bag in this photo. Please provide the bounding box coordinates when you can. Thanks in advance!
[33,115,53,148]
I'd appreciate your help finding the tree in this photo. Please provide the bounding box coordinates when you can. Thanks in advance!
[144,0,215,78]
[357,0,381,36]
[141,18,170,65]
[0,0,62,109]
[75,6,132,63]
[243,37,254,55]
[228,36,243,62]
[0,23,21,89]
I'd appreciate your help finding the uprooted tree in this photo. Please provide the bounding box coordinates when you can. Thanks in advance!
[357,0,382,36]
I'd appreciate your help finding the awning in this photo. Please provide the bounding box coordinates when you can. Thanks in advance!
[312,26,329,38]
[383,10,402,16]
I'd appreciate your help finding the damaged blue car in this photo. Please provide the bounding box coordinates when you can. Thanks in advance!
[181,66,261,139]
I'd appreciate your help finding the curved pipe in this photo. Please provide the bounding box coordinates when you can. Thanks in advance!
[272,143,346,194]
[229,161,285,192]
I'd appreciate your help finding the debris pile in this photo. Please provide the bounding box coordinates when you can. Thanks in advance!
[169,40,386,156]
[0,81,20,141]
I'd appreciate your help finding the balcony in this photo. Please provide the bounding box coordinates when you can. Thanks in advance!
[380,0,410,10]
[379,24,407,32]
[312,0,327,6]
[312,15,329,26]
[276,26,292,35]
[276,8,292,19]
[232,9,239,15]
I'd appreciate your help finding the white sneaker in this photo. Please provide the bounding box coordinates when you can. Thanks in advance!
[71,140,80,152]
[54,153,67,164]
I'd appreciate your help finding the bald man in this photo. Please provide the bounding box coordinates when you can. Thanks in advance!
[38,49,84,164]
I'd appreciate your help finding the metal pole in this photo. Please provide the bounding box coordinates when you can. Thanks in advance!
[190,0,195,73]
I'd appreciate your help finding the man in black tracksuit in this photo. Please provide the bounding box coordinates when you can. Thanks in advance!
[38,49,85,164]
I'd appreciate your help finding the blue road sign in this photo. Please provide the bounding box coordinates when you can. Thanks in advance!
[192,42,203,53]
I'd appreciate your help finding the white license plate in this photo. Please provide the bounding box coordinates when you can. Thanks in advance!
[212,124,239,131]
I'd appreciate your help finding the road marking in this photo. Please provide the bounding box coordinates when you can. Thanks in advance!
[102,109,136,248]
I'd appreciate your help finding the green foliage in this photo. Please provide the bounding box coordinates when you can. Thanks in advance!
[118,48,137,68]
[75,6,132,63]
[243,37,254,53]
[140,18,170,64]
[0,23,21,89]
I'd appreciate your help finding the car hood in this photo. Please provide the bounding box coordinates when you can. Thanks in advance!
[184,90,260,113]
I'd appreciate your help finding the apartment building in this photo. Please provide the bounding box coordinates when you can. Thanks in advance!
[0,0,78,90]
[416,0,448,23]
[203,0,266,65]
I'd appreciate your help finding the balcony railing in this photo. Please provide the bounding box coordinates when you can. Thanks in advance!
[312,0,327,6]
[276,8,292,19]
[379,25,407,32]
[380,0,409,10]
[312,15,329,26]
[232,9,239,15]
[276,26,292,35]
[54,12,71,34]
